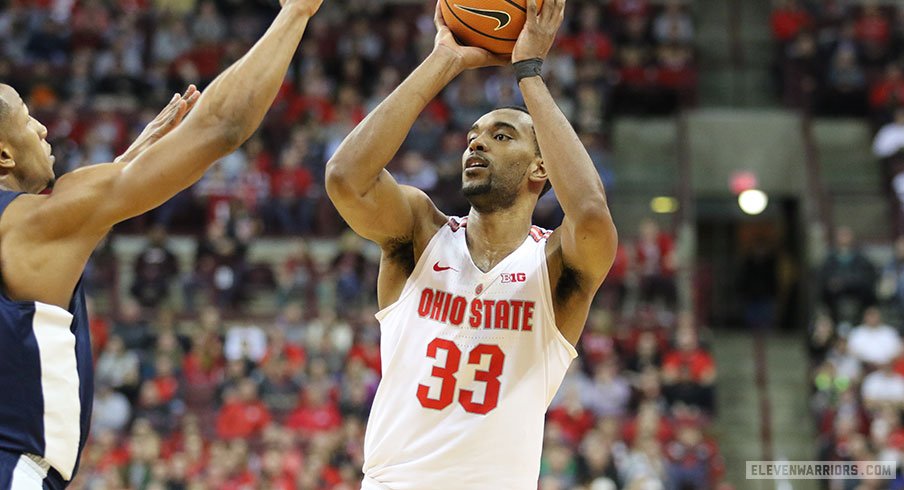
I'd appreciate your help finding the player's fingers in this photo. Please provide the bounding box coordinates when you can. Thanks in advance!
[183,84,197,98]
[434,0,445,29]
[527,0,539,18]
[539,0,554,22]
[171,100,190,125]
[160,93,180,116]
[167,100,188,125]
[185,90,201,108]
[556,0,566,20]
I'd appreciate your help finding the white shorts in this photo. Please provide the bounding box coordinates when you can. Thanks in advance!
[8,455,48,490]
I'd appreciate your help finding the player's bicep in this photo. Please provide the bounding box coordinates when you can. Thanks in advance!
[555,210,618,287]
[326,168,422,245]
[19,162,125,240]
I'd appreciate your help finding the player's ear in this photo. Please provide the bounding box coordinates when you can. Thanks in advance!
[0,142,15,172]
[528,157,547,185]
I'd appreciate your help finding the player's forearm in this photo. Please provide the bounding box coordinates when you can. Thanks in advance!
[325,51,461,191]
[519,77,609,220]
[94,6,314,228]
[187,5,312,149]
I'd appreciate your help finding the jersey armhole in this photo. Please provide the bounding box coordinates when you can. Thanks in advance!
[374,223,449,322]
[538,242,578,359]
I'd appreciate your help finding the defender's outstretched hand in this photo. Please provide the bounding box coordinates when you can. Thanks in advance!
[433,0,508,71]
[512,0,565,62]
[115,85,201,163]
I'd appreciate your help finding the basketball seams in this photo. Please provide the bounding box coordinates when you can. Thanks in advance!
[442,0,521,45]
[499,0,526,13]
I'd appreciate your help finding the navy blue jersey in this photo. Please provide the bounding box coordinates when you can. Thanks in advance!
[0,190,93,489]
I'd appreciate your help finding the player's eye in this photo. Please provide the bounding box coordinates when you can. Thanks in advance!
[494,134,511,141]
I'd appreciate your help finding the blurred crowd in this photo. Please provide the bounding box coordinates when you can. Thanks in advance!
[807,225,904,489]
[0,0,719,489]
[0,0,697,236]
[771,0,904,119]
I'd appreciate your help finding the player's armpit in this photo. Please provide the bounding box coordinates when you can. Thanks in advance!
[556,207,618,288]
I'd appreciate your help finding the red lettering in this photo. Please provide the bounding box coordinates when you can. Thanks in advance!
[494,300,510,329]
[509,300,523,330]
[441,292,452,322]
[470,299,483,328]
[449,297,467,325]
[516,273,526,282]
[482,300,496,329]
[430,291,446,320]
[522,301,535,331]
[418,289,434,317]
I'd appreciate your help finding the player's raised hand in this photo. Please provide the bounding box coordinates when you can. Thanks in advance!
[512,0,565,62]
[114,86,201,164]
[433,0,508,71]
[280,0,324,18]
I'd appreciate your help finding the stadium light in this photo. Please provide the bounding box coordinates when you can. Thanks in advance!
[650,196,679,214]
[738,189,768,215]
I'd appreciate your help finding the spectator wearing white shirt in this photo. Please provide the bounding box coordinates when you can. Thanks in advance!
[224,324,268,363]
[847,307,902,367]
[873,108,904,159]
[91,383,131,437]
[862,363,904,410]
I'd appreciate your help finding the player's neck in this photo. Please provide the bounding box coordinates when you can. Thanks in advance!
[465,207,532,255]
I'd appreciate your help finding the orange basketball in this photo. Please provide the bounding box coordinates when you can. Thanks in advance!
[440,0,543,55]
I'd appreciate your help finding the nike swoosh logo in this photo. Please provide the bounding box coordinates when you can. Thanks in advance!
[433,261,458,272]
[454,4,512,31]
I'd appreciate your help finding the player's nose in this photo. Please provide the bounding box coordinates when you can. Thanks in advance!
[34,118,47,139]
[467,134,488,152]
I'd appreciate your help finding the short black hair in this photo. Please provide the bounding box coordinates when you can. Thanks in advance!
[494,105,530,115]
[490,106,551,197]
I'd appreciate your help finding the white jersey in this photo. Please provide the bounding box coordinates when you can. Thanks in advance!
[363,217,577,490]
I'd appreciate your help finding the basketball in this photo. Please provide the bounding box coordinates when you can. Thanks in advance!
[440,0,543,55]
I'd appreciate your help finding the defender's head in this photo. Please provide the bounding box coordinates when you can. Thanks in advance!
[461,107,551,213]
[0,84,55,193]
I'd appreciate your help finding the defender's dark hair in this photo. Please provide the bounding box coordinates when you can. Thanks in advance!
[491,105,552,198]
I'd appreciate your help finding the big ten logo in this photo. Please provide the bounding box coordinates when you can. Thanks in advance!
[500,272,526,283]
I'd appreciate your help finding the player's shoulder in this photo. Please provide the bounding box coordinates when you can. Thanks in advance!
[400,185,447,238]
[0,192,45,233]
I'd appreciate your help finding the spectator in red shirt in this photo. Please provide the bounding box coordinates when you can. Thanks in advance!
[215,378,272,440]
[665,423,723,489]
[286,385,343,435]
[634,218,677,307]
[869,63,904,111]
[662,322,717,412]
[87,296,110,358]
[855,4,891,52]
[347,330,382,376]
[548,388,596,445]
[771,0,812,43]
[558,3,614,61]
[623,402,675,446]
[265,142,316,234]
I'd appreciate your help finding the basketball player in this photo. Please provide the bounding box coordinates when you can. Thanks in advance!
[0,1,322,488]
[325,0,616,487]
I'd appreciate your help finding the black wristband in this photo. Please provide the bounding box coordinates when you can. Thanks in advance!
[514,58,543,82]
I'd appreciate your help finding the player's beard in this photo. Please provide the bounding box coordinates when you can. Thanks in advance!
[462,175,518,213]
